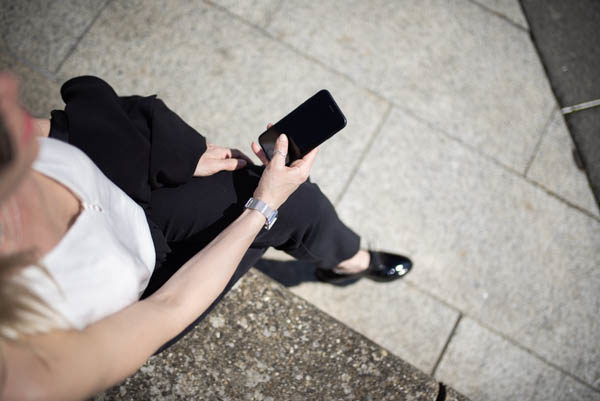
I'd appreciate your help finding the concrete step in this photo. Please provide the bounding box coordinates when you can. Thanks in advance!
[92,269,469,401]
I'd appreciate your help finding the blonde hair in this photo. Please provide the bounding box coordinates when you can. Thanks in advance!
[0,252,70,341]
[0,115,69,343]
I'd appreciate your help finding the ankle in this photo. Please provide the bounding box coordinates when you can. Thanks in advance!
[333,250,370,274]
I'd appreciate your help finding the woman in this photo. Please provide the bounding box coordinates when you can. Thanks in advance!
[0,73,411,400]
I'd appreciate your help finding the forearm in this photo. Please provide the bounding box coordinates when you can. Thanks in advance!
[1,132,315,401]
[148,208,265,334]
[4,207,264,401]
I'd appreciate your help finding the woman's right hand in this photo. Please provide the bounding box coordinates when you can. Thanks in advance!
[251,128,319,210]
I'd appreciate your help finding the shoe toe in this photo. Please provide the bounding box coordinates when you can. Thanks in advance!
[315,250,413,285]
[367,251,412,281]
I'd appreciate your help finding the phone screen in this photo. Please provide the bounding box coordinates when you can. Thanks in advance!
[259,90,346,165]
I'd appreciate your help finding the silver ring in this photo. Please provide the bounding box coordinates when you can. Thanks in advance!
[273,150,287,159]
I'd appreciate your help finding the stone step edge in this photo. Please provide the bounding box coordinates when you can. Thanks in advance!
[93,268,470,401]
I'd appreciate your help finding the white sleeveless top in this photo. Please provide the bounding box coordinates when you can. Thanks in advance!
[18,137,156,331]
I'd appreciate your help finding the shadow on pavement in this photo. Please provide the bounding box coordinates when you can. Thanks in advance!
[254,259,317,287]
[254,258,320,287]
[255,258,363,288]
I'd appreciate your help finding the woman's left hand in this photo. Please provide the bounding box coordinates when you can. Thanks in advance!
[193,144,254,177]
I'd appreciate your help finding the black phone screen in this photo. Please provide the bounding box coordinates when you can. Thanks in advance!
[258,89,346,165]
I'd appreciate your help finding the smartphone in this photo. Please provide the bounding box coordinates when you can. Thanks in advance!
[258,89,346,165]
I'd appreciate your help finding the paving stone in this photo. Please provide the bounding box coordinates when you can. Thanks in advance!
[260,246,459,375]
[0,52,62,117]
[471,0,528,28]
[520,0,600,107]
[267,0,555,173]
[257,248,459,374]
[210,0,282,27]
[289,276,460,374]
[520,0,600,214]
[336,106,600,387]
[56,0,388,201]
[94,269,444,401]
[527,109,599,217]
[0,0,108,72]
[436,318,600,401]
[565,107,600,218]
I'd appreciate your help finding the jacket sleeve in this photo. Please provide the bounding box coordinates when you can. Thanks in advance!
[142,96,208,189]
[49,76,208,267]
[50,75,207,205]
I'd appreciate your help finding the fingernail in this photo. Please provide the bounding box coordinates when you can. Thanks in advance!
[239,159,247,166]
[280,133,287,141]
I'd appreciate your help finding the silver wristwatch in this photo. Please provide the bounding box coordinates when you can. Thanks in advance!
[245,197,278,230]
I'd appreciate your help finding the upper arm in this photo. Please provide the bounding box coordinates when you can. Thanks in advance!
[1,297,178,401]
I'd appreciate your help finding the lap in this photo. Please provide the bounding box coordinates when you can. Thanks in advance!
[150,165,335,247]
[150,165,263,244]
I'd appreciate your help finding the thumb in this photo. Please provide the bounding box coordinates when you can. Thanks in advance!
[271,133,289,166]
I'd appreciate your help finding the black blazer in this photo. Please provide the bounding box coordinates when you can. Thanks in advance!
[49,76,208,265]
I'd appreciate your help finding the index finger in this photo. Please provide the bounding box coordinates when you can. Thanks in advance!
[231,148,255,165]
[302,146,319,167]
[290,146,319,174]
[251,142,270,165]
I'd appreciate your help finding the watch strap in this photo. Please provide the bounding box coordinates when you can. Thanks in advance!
[245,197,278,230]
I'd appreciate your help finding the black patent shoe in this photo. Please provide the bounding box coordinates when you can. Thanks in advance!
[315,250,412,286]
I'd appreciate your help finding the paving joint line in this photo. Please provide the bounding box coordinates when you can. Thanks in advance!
[387,100,526,175]
[54,0,113,75]
[464,0,529,32]
[403,279,463,315]
[520,3,570,139]
[334,102,393,207]
[281,273,422,372]
[0,47,61,86]
[431,313,462,377]
[202,1,600,391]
[561,98,600,114]
[389,101,600,223]
[474,318,600,393]
[262,0,284,30]
[404,279,600,393]
[206,0,600,221]
[203,0,366,94]
[523,106,558,177]
[523,175,600,222]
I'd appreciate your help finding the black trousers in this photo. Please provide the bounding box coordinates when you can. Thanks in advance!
[140,165,360,353]
[49,76,360,353]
